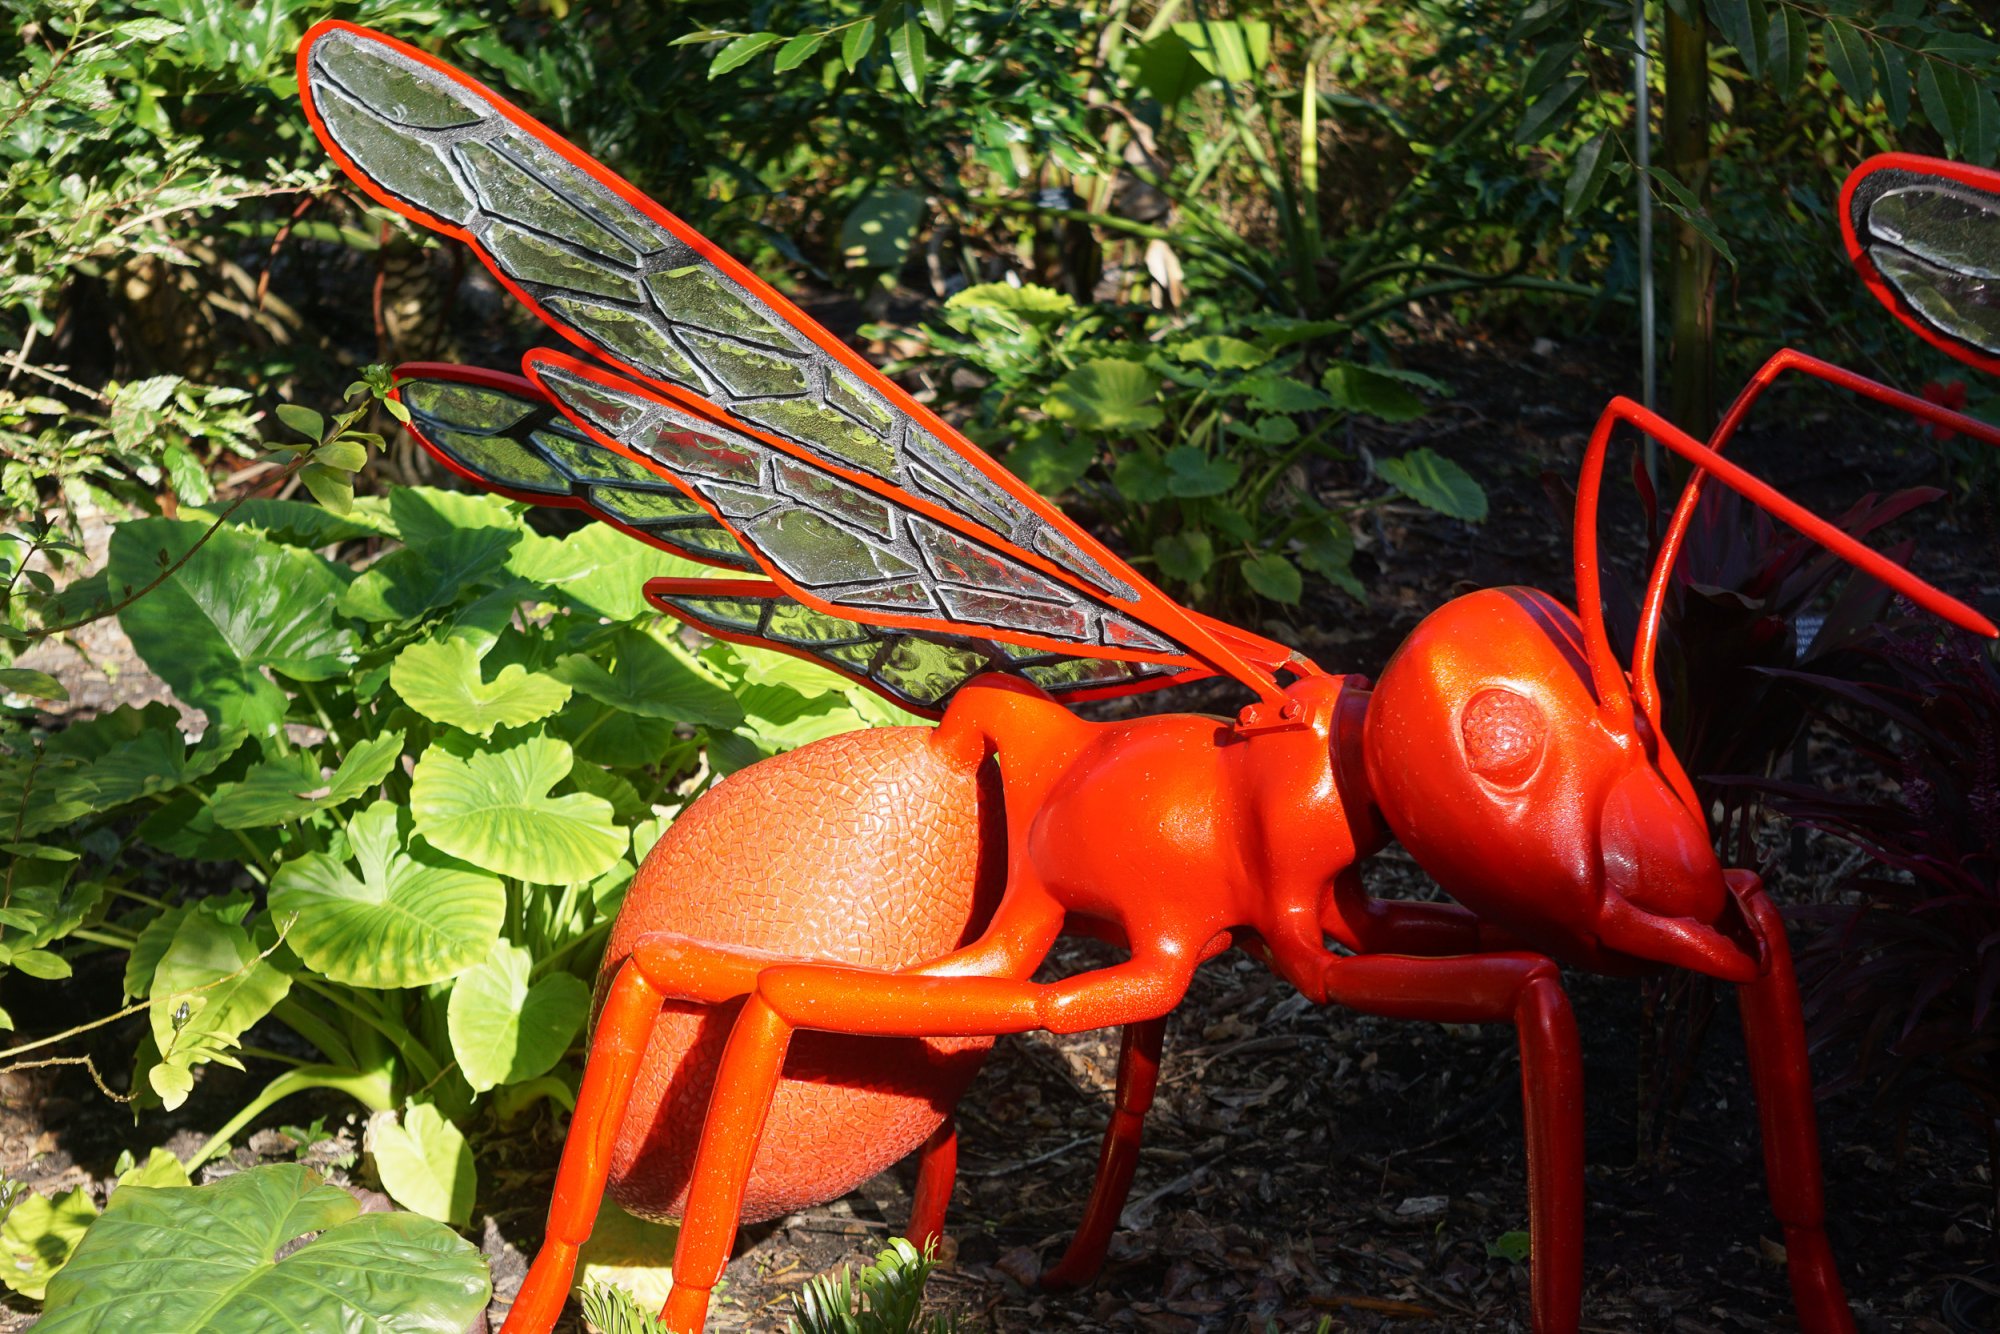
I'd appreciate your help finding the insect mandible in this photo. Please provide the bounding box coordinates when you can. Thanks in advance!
[297,23,2000,1334]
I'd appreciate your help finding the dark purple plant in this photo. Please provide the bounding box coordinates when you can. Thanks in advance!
[1758,623,2000,1239]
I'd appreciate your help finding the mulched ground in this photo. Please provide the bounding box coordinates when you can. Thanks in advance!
[5,329,1997,1332]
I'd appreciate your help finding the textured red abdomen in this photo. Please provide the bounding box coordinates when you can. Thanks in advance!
[599,726,1002,1224]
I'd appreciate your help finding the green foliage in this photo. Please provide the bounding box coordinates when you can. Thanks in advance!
[787,1238,961,1334]
[582,1280,674,1334]
[1,456,910,1221]
[900,283,1482,608]
[367,1101,475,1228]
[37,1163,490,1333]
[0,1182,93,1300]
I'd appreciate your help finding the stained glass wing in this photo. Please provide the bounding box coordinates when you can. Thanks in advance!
[390,364,754,571]
[1843,153,2000,375]
[644,578,1202,720]
[298,20,1294,702]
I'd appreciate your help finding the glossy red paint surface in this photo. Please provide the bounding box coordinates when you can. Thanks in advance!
[294,26,2000,1334]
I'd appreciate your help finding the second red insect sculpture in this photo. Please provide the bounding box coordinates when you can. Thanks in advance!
[297,22,2000,1334]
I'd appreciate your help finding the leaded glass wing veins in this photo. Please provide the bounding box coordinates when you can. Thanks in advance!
[301,26,1139,603]
[303,21,1301,705]
[645,582,1186,717]
[524,353,1179,658]
[394,371,753,571]
[1850,165,2000,358]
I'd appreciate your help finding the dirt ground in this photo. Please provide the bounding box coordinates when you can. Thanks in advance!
[4,331,1997,1332]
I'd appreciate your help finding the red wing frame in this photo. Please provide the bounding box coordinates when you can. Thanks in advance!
[1842,153,2000,376]
[297,21,1301,710]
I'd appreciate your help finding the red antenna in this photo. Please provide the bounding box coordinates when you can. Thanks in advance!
[1570,380,2000,739]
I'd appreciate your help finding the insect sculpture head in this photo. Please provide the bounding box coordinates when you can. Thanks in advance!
[1361,580,1751,983]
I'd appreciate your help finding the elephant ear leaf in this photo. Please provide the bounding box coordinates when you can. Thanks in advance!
[37,1163,489,1334]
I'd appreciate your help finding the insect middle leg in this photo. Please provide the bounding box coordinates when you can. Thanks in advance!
[1316,950,1585,1334]
[1039,896,1525,1292]
[1037,1015,1167,1291]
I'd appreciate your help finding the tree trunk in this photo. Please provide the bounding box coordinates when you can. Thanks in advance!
[1665,7,1715,438]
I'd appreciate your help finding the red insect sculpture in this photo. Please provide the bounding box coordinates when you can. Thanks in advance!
[297,23,2000,1334]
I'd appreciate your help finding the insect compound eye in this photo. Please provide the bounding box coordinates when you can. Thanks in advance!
[1460,687,1548,786]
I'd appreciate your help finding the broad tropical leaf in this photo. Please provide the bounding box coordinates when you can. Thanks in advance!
[410,735,624,884]
[368,1104,476,1227]
[38,1164,488,1333]
[391,638,571,738]
[111,519,359,733]
[446,942,590,1093]
[269,801,504,988]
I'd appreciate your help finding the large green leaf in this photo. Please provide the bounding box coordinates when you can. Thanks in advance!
[388,484,518,547]
[41,703,246,810]
[1322,362,1442,423]
[1162,446,1240,498]
[1152,530,1214,584]
[38,1163,489,1333]
[411,735,624,884]
[123,892,252,1001]
[214,496,396,546]
[521,522,711,621]
[944,281,1076,324]
[392,638,571,738]
[1169,334,1268,370]
[0,751,98,838]
[369,1103,476,1227]
[1043,359,1164,434]
[1241,553,1303,604]
[447,942,591,1093]
[269,801,504,988]
[112,519,359,732]
[1376,447,1489,522]
[147,908,293,1110]
[553,627,743,727]
[209,731,404,829]
[337,526,519,623]
[0,1186,96,1299]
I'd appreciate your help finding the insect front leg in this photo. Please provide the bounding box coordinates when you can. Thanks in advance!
[1726,872,1856,1334]
[501,959,667,1334]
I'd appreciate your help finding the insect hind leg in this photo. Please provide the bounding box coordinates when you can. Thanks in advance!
[500,959,666,1334]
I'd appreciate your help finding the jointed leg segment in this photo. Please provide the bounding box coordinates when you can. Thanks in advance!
[1317,951,1585,1334]
[1729,876,1855,1334]
[659,946,1201,1331]
[1039,1016,1168,1291]
[501,961,667,1333]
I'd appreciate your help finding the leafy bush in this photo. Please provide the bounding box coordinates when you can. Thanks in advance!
[895,281,1484,608]
[2,463,907,1219]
